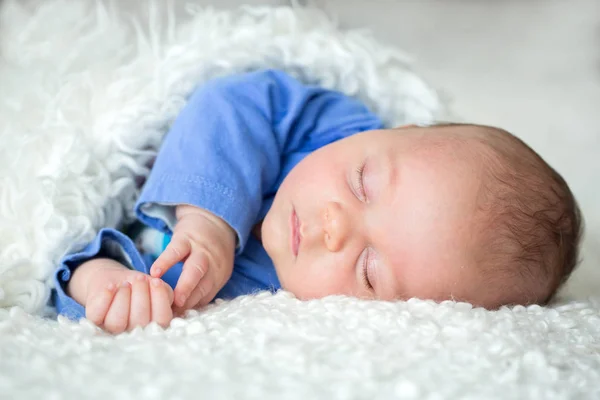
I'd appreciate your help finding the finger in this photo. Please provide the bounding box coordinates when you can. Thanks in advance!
[127,274,151,330]
[173,251,209,308]
[150,278,174,328]
[103,282,131,334]
[150,237,191,278]
[182,274,215,311]
[86,283,118,327]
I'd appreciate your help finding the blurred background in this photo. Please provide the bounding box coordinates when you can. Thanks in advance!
[73,0,600,298]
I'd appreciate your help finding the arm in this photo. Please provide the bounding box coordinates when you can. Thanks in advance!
[53,228,146,321]
[53,229,174,333]
[135,69,383,253]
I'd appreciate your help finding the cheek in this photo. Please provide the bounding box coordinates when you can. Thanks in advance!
[286,153,332,190]
[282,150,349,205]
[278,253,358,299]
[280,269,339,300]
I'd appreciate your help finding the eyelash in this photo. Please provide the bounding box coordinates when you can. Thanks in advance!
[360,248,374,291]
[353,163,367,202]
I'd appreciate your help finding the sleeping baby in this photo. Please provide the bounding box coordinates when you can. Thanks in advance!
[52,70,582,334]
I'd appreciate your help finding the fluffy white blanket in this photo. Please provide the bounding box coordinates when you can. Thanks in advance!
[1,1,599,398]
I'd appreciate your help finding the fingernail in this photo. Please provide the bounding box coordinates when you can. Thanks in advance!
[121,281,130,289]
[136,274,146,282]
[151,278,161,288]
[177,294,186,307]
[106,283,115,291]
[154,268,162,277]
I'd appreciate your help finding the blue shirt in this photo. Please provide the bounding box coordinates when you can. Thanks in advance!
[52,70,384,320]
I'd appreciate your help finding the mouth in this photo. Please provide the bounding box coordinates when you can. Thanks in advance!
[290,207,301,258]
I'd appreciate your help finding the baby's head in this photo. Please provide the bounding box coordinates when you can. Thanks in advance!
[261,123,582,308]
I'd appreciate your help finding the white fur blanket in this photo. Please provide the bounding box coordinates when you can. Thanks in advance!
[1,1,599,398]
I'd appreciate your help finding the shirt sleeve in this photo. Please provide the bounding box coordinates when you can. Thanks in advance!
[135,69,383,253]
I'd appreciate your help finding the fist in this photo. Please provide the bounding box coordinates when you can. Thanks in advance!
[79,261,175,334]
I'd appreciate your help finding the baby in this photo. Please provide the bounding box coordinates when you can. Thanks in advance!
[52,70,582,334]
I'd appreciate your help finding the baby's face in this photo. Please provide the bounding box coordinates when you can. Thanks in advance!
[262,126,498,307]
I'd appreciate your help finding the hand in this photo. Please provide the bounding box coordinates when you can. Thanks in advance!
[150,205,236,315]
[69,259,174,334]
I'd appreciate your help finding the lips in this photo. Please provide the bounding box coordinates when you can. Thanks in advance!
[291,208,301,257]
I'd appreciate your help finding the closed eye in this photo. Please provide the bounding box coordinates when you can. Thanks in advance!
[358,247,374,291]
[352,161,367,202]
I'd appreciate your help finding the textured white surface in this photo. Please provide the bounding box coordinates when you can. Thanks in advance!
[2,294,600,399]
[1,1,599,399]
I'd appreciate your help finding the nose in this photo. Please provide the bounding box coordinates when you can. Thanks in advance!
[322,201,350,252]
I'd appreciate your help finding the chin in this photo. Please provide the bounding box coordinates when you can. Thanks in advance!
[260,213,276,251]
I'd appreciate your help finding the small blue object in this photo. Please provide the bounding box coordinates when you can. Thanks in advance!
[133,227,172,259]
